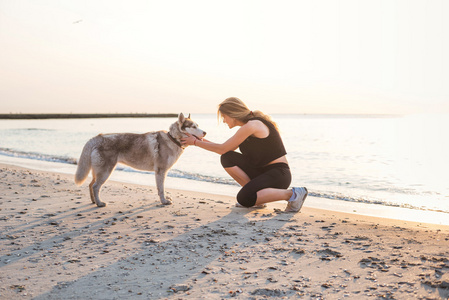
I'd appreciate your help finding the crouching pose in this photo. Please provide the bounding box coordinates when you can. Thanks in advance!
[181,97,308,212]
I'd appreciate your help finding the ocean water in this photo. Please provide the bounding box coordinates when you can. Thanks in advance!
[0,114,448,218]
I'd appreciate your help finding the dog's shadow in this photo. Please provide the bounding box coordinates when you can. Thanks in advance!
[33,205,296,299]
[0,190,175,268]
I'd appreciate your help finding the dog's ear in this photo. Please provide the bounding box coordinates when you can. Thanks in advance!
[178,113,186,124]
[187,113,191,119]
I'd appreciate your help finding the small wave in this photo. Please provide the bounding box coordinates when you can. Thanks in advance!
[117,166,239,186]
[0,148,76,165]
[2,128,56,132]
[120,167,449,214]
[1,148,447,215]
[308,191,449,214]
[24,128,55,131]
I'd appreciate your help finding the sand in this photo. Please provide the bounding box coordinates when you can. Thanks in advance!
[0,163,448,300]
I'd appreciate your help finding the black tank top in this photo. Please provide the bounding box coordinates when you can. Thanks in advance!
[238,117,287,167]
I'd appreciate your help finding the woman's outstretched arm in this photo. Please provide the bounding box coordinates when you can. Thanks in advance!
[181,122,257,155]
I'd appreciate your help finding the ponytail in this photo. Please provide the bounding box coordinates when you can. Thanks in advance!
[251,110,279,131]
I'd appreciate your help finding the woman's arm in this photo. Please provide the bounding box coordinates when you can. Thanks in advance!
[182,122,257,155]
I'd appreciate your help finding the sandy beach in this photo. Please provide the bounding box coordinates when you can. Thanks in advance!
[1,163,448,299]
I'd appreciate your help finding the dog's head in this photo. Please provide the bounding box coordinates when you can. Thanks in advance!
[177,113,206,140]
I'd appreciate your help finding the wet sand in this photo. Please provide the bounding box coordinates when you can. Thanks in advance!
[1,163,448,299]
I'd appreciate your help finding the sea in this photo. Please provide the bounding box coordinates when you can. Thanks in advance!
[1,114,448,225]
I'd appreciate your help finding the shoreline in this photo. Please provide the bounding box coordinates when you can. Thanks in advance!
[0,163,448,299]
[1,155,448,226]
[0,113,177,120]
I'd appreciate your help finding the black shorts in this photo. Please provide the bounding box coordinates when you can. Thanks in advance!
[221,151,292,207]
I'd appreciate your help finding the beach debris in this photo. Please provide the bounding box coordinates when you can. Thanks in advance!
[10,285,26,292]
[144,239,159,245]
[169,284,191,293]
[251,288,286,297]
[229,288,243,297]
[359,257,390,272]
[293,248,306,255]
[55,281,72,289]
[421,279,449,289]
[351,235,371,241]
[316,248,343,260]
[172,210,187,216]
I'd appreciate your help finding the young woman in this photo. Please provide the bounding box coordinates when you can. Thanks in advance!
[181,97,308,212]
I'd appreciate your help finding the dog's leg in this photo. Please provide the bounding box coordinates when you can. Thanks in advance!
[91,166,114,207]
[89,173,96,204]
[155,169,172,205]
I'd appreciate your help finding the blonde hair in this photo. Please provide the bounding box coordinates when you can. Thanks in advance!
[217,97,279,130]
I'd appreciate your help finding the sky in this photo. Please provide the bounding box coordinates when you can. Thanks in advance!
[0,0,448,115]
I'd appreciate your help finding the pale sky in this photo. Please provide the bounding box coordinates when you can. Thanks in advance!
[0,0,448,114]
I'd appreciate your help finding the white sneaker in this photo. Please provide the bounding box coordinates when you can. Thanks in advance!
[285,187,308,212]
[235,202,267,208]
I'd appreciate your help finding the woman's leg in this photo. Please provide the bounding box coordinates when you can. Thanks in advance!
[221,151,259,187]
[221,151,268,207]
[255,188,293,205]
[223,166,251,187]
[236,164,292,207]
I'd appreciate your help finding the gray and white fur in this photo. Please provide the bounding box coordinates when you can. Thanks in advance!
[74,113,206,207]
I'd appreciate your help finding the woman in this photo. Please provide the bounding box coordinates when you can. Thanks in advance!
[181,97,308,212]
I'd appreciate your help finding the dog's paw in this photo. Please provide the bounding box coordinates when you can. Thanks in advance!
[161,196,173,205]
[96,202,107,207]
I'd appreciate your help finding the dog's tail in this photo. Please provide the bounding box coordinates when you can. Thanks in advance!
[75,138,96,185]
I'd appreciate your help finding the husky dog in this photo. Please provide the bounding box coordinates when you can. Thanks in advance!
[74,113,206,207]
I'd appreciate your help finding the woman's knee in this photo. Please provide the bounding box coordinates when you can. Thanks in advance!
[237,188,257,207]
[220,151,240,168]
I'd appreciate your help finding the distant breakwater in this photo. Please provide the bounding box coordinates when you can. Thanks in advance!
[0,113,178,120]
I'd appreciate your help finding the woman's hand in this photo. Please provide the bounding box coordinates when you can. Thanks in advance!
[181,133,199,146]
